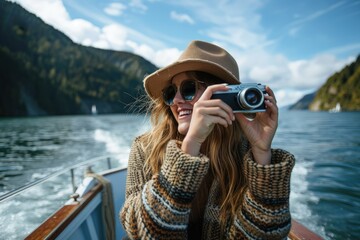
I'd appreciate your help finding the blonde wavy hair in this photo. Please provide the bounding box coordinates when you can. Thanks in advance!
[141,71,249,227]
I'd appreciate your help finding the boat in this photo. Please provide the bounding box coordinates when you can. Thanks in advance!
[91,105,98,115]
[3,156,322,240]
[329,102,341,113]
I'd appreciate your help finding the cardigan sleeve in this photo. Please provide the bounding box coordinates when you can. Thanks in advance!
[120,138,209,239]
[228,149,295,240]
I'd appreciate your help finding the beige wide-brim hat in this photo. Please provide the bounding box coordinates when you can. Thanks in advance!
[144,40,240,100]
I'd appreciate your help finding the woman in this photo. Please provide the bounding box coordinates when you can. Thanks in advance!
[120,40,295,239]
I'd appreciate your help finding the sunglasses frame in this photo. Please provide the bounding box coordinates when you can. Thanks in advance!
[162,80,206,106]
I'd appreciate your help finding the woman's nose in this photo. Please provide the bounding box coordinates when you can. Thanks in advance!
[172,88,185,105]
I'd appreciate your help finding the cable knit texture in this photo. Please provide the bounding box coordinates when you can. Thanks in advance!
[120,135,295,239]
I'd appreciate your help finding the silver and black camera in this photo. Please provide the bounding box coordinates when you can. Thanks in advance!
[211,83,267,113]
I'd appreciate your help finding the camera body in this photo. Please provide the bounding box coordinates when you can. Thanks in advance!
[211,83,267,113]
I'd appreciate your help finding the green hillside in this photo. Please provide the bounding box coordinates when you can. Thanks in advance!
[309,56,360,111]
[0,0,158,116]
[289,55,360,111]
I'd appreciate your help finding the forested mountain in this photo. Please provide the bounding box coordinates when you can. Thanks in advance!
[309,56,360,111]
[0,0,158,116]
[288,92,316,110]
[290,55,360,111]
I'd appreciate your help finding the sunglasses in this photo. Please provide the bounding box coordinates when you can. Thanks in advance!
[162,80,205,106]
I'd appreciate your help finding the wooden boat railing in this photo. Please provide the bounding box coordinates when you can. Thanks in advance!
[290,219,324,240]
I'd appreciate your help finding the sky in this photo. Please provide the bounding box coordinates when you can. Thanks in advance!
[9,0,360,107]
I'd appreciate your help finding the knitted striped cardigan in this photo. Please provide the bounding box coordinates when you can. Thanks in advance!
[120,135,295,239]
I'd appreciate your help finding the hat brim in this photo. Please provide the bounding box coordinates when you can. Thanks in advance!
[144,59,240,100]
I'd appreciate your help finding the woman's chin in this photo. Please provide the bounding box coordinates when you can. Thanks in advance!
[177,123,190,136]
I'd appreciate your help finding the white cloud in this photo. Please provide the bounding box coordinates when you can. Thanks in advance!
[101,24,128,49]
[163,1,356,106]
[287,1,346,37]
[207,27,268,50]
[288,27,300,37]
[275,89,312,108]
[10,0,356,107]
[289,1,346,29]
[226,48,354,106]
[10,0,173,66]
[287,54,353,89]
[104,3,126,16]
[10,0,100,45]
[129,0,148,12]
[278,55,348,106]
[151,47,182,67]
[164,0,274,59]
[324,43,360,56]
[9,0,70,31]
[127,41,181,67]
[170,11,194,25]
[63,19,101,45]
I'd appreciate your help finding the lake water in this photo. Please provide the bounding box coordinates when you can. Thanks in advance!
[0,111,359,239]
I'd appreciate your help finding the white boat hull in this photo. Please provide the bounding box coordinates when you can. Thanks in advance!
[26,167,128,240]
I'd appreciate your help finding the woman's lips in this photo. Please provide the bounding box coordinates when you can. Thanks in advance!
[178,109,192,119]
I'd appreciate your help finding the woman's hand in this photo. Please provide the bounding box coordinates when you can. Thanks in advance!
[182,84,235,156]
[235,86,278,165]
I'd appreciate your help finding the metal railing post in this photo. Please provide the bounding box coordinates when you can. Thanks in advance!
[70,169,76,193]
[107,157,111,169]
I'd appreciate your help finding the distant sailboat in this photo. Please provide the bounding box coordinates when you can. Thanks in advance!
[329,103,341,113]
[91,105,97,115]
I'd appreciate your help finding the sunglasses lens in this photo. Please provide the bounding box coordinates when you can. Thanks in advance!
[163,85,176,105]
[181,80,197,101]
[162,80,198,105]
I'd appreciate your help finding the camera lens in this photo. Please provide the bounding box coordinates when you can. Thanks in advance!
[238,87,264,109]
[245,89,260,105]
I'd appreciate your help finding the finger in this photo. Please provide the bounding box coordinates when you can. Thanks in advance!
[199,84,229,101]
[207,115,230,128]
[199,99,234,115]
[264,100,278,120]
[265,100,277,111]
[195,99,235,120]
[197,106,233,125]
[265,86,277,103]
[265,95,277,105]
[264,94,278,111]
